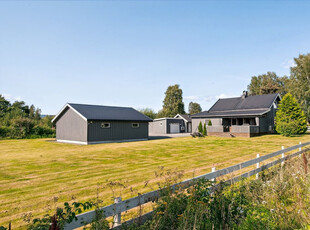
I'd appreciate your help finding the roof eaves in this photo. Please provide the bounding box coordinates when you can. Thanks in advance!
[174,114,190,122]
[191,108,271,118]
[52,103,87,123]
[268,93,281,109]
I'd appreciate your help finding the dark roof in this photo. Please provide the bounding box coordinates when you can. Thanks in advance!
[192,109,269,118]
[192,93,280,118]
[176,114,192,122]
[53,103,152,122]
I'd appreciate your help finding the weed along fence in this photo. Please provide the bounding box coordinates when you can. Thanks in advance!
[65,142,310,230]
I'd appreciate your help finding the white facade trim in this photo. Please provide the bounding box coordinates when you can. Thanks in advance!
[56,138,148,145]
[52,103,87,123]
[57,139,88,145]
[88,138,148,145]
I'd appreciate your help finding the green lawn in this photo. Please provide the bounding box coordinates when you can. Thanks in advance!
[0,134,309,228]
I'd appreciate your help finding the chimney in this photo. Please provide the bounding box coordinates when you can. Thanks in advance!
[242,91,248,99]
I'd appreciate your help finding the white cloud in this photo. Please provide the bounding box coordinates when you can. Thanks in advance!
[184,93,238,103]
[2,93,21,102]
[282,59,296,69]
[217,93,237,99]
[184,95,199,100]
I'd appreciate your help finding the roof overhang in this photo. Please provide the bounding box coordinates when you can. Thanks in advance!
[51,103,87,123]
[192,108,270,119]
[174,114,191,122]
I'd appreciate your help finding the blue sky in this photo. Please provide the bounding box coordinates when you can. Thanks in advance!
[1,1,310,114]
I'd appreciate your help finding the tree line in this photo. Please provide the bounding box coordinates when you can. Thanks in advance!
[247,53,310,123]
[139,84,202,119]
[0,95,55,139]
[140,53,310,126]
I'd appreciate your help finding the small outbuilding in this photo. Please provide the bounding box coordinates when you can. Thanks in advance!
[149,114,192,134]
[174,114,192,133]
[52,103,152,144]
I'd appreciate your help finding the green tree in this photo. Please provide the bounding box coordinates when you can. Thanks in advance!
[138,108,157,119]
[161,84,185,117]
[198,121,203,133]
[29,105,35,119]
[34,108,41,120]
[208,120,212,126]
[188,102,202,115]
[202,122,207,136]
[0,94,10,118]
[247,72,288,96]
[289,53,310,123]
[275,94,307,136]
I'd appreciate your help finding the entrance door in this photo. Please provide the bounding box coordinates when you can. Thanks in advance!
[170,123,180,133]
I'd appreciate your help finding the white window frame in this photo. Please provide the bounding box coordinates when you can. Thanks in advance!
[132,123,140,128]
[101,122,111,128]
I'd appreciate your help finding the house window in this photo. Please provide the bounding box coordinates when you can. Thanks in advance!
[244,118,251,125]
[232,119,237,125]
[132,123,140,128]
[101,122,111,128]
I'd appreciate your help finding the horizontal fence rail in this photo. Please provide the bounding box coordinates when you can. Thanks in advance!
[65,142,310,230]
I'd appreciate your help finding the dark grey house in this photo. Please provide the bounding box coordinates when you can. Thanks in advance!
[191,92,281,137]
[52,103,152,144]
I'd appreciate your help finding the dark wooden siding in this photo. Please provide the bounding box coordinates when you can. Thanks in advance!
[259,107,275,133]
[88,121,149,142]
[166,119,184,133]
[55,107,87,142]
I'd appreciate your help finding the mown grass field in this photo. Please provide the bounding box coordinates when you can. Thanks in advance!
[0,134,309,228]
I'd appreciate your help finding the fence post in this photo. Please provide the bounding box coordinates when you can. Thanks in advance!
[256,154,260,179]
[113,197,122,227]
[281,146,285,166]
[211,167,216,182]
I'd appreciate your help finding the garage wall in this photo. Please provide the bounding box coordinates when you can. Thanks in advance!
[166,119,184,133]
[55,107,87,142]
[149,118,185,134]
[88,121,149,142]
[149,120,167,134]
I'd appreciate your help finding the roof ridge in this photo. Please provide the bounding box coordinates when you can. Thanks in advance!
[68,103,133,109]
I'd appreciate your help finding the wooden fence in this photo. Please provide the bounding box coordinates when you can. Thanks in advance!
[65,141,310,230]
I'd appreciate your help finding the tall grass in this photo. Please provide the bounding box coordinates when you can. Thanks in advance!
[126,151,310,229]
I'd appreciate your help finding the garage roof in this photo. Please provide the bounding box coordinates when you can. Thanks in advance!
[52,103,153,123]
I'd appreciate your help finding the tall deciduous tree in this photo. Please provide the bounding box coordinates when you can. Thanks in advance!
[0,94,10,117]
[289,53,310,123]
[138,108,157,119]
[161,84,185,117]
[275,94,307,136]
[247,72,288,96]
[188,102,202,115]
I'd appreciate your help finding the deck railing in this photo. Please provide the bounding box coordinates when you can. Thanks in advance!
[64,141,310,230]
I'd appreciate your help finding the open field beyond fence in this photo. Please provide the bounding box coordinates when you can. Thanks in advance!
[0,134,309,228]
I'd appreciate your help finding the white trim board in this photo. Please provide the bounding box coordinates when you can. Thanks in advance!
[52,103,87,123]
[56,138,148,145]
[56,139,88,145]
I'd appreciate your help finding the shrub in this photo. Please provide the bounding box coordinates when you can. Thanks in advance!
[208,120,212,126]
[0,126,10,138]
[133,151,310,229]
[198,121,203,133]
[275,93,307,136]
[202,122,207,136]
